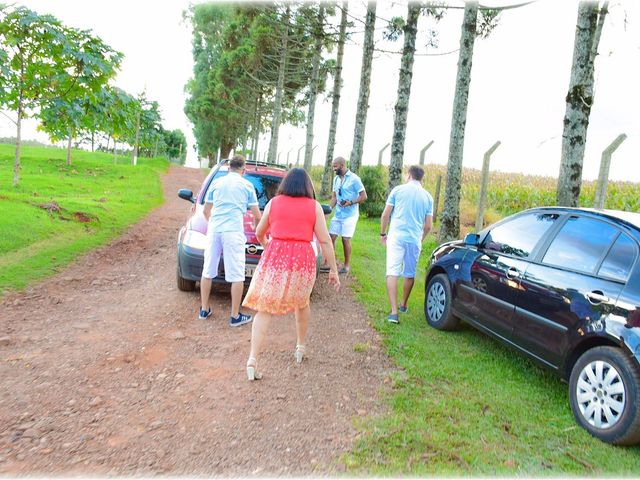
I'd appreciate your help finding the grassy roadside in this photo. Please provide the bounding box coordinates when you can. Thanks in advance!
[0,144,168,296]
[342,216,640,475]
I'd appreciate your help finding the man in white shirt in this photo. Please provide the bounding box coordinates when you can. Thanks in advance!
[200,155,261,326]
[380,165,433,324]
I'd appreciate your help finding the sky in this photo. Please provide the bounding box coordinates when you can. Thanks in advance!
[3,0,640,182]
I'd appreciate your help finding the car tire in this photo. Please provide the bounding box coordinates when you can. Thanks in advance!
[424,273,459,331]
[176,266,196,292]
[569,346,640,445]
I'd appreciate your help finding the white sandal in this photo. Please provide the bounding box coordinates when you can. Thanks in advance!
[294,345,306,364]
[246,357,263,381]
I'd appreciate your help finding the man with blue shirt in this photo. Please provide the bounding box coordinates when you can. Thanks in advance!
[327,156,367,274]
[380,165,433,324]
[200,155,261,326]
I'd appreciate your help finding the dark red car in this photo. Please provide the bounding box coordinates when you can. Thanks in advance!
[176,159,327,291]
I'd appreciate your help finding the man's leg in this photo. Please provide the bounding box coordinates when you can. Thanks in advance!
[230,281,244,318]
[400,242,421,310]
[386,275,399,315]
[200,277,212,311]
[400,277,415,310]
[342,237,352,270]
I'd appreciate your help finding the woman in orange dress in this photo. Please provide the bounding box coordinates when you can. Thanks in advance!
[243,168,340,380]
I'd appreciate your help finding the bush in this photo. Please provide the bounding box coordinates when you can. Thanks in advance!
[359,165,387,218]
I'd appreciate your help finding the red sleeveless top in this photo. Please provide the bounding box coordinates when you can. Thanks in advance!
[268,195,317,241]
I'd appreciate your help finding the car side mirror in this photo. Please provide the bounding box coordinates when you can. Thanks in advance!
[464,233,480,246]
[321,204,332,215]
[178,188,195,204]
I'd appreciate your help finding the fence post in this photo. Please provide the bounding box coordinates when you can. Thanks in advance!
[296,145,305,166]
[263,151,267,162]
[594,133,627,209]
[286,148,292,165]
[433,174,442,222]
[419,141,434,166]
[475,141,501,232]
[378,143,390,166]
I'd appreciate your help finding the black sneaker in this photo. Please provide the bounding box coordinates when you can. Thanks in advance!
[198,308,212,320]
[229,312,252,327]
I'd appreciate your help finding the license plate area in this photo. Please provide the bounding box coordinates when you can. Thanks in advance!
[245,265,256,277]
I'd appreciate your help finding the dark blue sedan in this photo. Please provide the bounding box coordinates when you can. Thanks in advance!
[425,207,640,445]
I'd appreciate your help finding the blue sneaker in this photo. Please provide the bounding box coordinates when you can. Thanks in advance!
[230,312,252,327]
[399,305,408,313]
[198,307,212,320]
[387,313,399,324]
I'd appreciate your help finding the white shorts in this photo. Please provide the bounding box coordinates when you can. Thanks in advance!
[329,215,359,238]
[202,231,247,283]
[386,237,421,278]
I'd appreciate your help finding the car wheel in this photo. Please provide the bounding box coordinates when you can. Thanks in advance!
[176,266,196,292]
[471,273,489,294]
[424,273,459,331]
[569,346,640,445]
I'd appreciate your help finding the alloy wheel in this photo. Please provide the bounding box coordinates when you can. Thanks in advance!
[427,282,446,322]
[575,359,626,429]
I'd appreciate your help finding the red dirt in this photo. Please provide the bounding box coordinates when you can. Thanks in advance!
[0,165,394,475]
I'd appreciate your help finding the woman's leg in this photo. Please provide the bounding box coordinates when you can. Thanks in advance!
[294,305,310,347]
[249,311,272,361]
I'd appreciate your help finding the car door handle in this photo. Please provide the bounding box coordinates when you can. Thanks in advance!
[506,267,520,279]
[586,291,610,305]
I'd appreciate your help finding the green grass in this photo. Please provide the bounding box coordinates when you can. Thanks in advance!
[342,217,640,475]
[0,143,168,295]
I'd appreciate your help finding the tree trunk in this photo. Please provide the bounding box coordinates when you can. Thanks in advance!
[349,1,376,173]
[221,142,233,159]
[439,1,479,244]
[105,135,110,152]
[268,6,290,164]
[113,135,118,164]
[91,132,95,152]
[303,6,325,172]
[66,127,74,166]
[132,109,140,166]
[321,0,348,197]
[556,1,607,207]
[13,103,23,187]
[388,2,421,193]
[251,95,262,161]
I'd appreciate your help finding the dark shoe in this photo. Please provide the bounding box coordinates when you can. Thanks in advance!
[387,313,399,324]
[198,308,212,320]
[230,312,252,327]
[399,305,408,313]
[319,266,330,273]
[338,267,350,274]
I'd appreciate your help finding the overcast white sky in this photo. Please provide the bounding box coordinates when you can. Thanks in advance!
[3,0,640,182]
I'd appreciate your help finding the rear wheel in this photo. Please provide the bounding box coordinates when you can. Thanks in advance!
[424,274,459,331]
[176,266,196,292]
[569,346,640,445]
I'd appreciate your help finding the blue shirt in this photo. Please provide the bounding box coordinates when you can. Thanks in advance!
[387,180,433,244]
[205,172,259,233]
[333,170,366,220]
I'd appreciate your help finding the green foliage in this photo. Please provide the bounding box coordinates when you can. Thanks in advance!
[359,165,387,218]
[0,143,167,294]
[341,218,640,474]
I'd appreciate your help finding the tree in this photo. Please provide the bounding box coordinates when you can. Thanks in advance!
[267,5,290,164]
[387,3,422,193]
[163,129,188,162]
[321,1,349,197]
[438,2,500,243]
[303,4,326,172]
[556,1,608,207]
[349,1,376,174]
[0,5,122,184]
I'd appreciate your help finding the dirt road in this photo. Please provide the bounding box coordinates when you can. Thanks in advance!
[0,165,393,475]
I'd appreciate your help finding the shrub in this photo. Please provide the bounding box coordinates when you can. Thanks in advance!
[359,165,387,218]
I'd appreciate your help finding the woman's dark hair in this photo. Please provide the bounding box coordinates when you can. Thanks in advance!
[277,168,316,199]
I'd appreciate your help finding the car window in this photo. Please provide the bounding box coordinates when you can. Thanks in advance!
[542,216,619,274]
[483,213,559,258]
[200,170,281,209]
[598,233,636,282]
[244,174,281,209]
